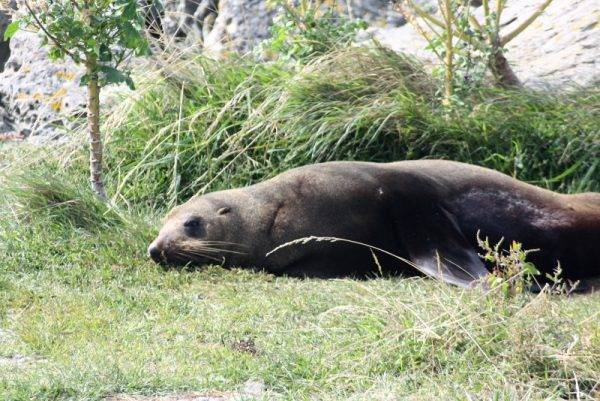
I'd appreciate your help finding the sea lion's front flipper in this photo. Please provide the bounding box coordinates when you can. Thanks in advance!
[399,206,489,287]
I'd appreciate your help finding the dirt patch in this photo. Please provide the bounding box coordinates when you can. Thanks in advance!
[0,354,39,368]
[106,380,270,401]
[231,337,259,356]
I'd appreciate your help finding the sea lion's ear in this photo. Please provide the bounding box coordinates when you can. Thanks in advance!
[397,206,488,287]
[217,207,231,215]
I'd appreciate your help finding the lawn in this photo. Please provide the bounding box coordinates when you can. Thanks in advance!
[0,46,599,400]
[1,248,598,400]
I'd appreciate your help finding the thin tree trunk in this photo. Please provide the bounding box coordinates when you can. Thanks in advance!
[86,59,107,200]
[442,0,454,106]
[489,48,522,88]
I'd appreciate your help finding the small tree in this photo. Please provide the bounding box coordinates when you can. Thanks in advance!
[396,0,553,104]
[262,0,367,63]
[5,0,156,200]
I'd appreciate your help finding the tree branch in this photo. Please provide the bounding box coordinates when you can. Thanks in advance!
[469,15,483,33]
[482,0,489,18]
[500,0,553,46]
[23,0,77,59]
[403,0,445,30]
[495,0,504,32]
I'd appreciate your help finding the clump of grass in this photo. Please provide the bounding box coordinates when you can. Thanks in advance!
[2,167,124,231]
[86,45,599,209]
[0,157,156,273]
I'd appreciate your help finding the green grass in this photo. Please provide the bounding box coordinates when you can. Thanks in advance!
[1,44,599,400]
[1,220,599,400]
[97,46,598,208]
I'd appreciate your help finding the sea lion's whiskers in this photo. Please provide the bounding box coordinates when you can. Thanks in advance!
[181,246,245,255]
[173,249,223,263]
[180,241,246,255]
[200,240,248,248]
[192,246,245,255]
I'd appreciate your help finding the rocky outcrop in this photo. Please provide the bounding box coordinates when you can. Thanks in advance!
[368,0,600,89]
[0,30,86,141]
[162,0,411,54]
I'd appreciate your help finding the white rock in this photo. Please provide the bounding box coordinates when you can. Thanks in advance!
[0,30,86,140]
[367,0,600,89]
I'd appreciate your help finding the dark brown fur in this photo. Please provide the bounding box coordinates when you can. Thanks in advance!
[149,160,600,287]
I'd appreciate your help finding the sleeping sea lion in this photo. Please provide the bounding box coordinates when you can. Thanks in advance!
[148,160,600,287]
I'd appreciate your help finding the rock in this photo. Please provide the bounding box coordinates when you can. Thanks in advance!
[162,0,221,44]
[367,0,600,89]
[0,1,16,72]
[240,379,265,397]
[0,30,86,141]
[203,0,277,54]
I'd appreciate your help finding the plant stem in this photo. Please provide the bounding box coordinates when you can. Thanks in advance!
[86,57,107,200]
[442,0,454,105]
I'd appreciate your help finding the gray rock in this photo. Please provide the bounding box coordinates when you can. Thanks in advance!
[203,0,276,53]
[0,30,86,141]
[162,0,220,43]
[0,1,16,71]
[367,0,600,89]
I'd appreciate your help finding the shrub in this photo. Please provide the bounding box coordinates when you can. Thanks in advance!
[261,0,367,63]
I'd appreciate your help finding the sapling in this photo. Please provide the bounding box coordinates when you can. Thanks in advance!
[396,0,554,103]
[5,0,158,200]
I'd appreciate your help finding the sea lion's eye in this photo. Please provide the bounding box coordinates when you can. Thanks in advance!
[183,218,201,228]
[183,217,205,237]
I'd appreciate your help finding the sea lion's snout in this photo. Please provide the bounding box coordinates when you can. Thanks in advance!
[148,242,163,263]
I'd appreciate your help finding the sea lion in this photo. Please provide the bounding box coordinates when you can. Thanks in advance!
[148,160,600,287]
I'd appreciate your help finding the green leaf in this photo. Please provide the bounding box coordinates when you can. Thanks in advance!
[99,44,112,62]
[523,262,540,276]
[99,65,135,90]
[48,47,64,60]
[3,21,20,41]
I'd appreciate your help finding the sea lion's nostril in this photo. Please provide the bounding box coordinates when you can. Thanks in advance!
[148,244,162,262]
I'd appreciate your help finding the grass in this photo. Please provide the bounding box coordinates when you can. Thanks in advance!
[0,44,599,400]
[97,46,598,208]
[1,235,599,399]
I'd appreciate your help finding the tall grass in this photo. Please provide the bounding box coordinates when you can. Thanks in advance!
[94,45,598,209]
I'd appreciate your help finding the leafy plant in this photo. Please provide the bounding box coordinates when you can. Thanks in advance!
[396,0,554,104]
[477,232,541,297]
[262,0,367,63]
[5,0,157,200]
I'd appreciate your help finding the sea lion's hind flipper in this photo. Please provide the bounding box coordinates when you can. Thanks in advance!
[398,206,489,287]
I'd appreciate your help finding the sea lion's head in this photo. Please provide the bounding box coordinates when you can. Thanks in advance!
[148,193,248,267]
